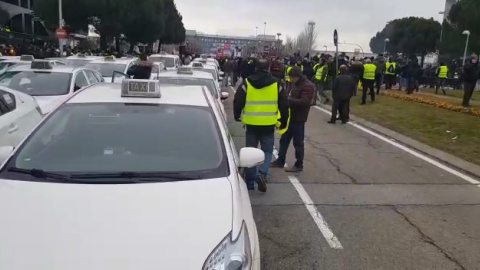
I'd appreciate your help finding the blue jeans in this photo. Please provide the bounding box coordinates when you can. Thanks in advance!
[245,128,274,189]
[277,122,305,167]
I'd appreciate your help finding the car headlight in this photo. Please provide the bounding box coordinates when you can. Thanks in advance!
[202,221,252,270]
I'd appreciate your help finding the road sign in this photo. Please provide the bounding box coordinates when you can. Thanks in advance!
[333,29,338,47]
[56,28,67,39]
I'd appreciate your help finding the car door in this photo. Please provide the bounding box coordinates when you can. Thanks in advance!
[0,90,41,147]
[71,71,90,92]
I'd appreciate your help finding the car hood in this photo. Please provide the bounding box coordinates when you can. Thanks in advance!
[0,178,233,269]
[33,95,68,114]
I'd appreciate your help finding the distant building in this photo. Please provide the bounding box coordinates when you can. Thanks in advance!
[185,29,282,57]
[0,0,49,36]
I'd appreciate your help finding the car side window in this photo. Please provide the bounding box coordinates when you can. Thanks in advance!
[91,70,104,82]
[84,69,99,84]
[73,72,89,91]
[0,90,16,116]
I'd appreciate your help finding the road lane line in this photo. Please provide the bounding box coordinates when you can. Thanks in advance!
[288,175,344,249]
[272,148,343,249]
[313,106,480,185]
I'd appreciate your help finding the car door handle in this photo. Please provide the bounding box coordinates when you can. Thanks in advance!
[8,124,18,133]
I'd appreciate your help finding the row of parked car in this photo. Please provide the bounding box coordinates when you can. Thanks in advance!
[0,52,224,151]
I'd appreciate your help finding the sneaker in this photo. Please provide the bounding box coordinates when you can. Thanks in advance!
[256,175,267,193]
[270,160,285,168]
[285,166,303,173]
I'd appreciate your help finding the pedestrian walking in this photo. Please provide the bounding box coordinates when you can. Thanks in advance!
[271,67,315,172]
[328,65,356,124]
[435,62,448,95]
[233,59,289,192]
[462,54,479,108]
[222,58,234,87]
[361,59,377,104]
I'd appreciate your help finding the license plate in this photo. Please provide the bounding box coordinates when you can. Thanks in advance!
[128,81,148,92]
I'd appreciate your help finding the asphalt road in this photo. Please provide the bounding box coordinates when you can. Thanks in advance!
[221,84,480,270]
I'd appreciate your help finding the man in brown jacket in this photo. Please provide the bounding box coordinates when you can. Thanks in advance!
[271,67,315,172]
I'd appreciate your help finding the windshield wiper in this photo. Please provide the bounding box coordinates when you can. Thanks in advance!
[7,167,72,182]
[70,171,202,181]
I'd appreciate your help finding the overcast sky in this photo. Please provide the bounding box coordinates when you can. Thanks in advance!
[176,0,446,53]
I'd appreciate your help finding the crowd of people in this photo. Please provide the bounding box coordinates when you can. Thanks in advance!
[224,51,479,192]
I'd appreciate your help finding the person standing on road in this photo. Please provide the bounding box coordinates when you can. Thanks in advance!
[233,59,289,192]
[435,62,448,95]
[374,54,386,94]
[222,58,234,87]
[384,58,397,90]
[271,67,315,172]
[349,58,364,96]
[361,59,377,104]
[462,54,479,109]
[328,65,356,124]
[312,59,330,105]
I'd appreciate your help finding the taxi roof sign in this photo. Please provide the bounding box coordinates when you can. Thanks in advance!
[104,55,116,61]
[121,79,161,98]
[31,60,53,69]
[192,62,204,68]
[177,66,193,74]
[20,55,35,61]
[77,53,86,58]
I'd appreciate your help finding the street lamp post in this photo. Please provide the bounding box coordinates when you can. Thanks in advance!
[383,38,390,55]
[437,11,445,64]
[323,45,327,52]
[263,22,266,38]
[307,21,315,58]
[255,27,258,38]
[462,30,471,66]
[58,0,64,56]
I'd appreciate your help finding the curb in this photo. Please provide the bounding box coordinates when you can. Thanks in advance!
[317,103,480,180]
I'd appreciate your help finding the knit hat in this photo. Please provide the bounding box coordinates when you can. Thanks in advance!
[288,66,303,78]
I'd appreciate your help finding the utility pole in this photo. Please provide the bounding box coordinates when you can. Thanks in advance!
[58,0,64,56]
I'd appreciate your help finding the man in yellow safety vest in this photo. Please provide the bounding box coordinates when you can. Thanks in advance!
[361,59,377,105]
[233,59,289,192]
[435,62,448,95]
[384,57,397,90]
[312,59,330,105]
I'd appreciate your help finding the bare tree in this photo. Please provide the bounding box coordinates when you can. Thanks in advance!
[284,21,319,56]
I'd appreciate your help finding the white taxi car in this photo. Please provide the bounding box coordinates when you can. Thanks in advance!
[0,55,65,75]
[85,55,137,82]
[0,79,262,270]
[189,61,221,82]
[0,60,103,114]
[0,86,42,148]
[148,53,180,71]
[65,54,101,67]
[157,66,228,119]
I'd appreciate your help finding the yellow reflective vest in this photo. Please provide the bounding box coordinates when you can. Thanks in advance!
[363,63,377,80]
[385,62,396,75]
[315,65,327,81]
[438,66,448,79]
[285,66,293,82]
[243,80,279,126]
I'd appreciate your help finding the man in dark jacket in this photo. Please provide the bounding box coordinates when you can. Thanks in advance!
[328,65,356,124]
[126,54,153,79]
[271,67,315,172]
[233,59,289,192]
[462,54,479,108]
[222,58,234,87]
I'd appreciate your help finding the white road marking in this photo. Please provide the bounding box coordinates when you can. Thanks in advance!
[272,148,343,249]
[313,106,480,185]
[288,175,344,249]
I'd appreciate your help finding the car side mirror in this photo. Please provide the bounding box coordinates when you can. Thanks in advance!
[0,145,14,164]
[220,92,229,100]
[238,147,265,168]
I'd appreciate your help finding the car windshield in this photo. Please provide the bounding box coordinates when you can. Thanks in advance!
[149,56,174,67]
[158,77,218,98]
[85,63,127,77]
[7,103,226,179]
[0,71,72,96]
[0,62,22,74]
[65,59,92,67]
